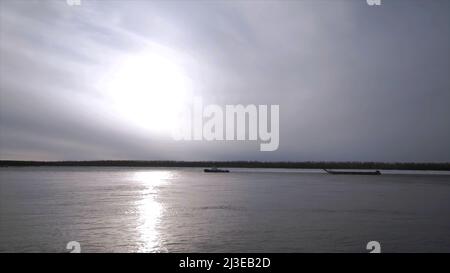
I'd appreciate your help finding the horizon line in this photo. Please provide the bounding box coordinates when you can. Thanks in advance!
[1,160,449,171]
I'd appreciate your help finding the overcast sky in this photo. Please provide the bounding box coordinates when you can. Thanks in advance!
[0,0,449,162]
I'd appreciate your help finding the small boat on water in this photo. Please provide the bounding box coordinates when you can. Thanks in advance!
[324,169,381,175]
[204,167,230,173]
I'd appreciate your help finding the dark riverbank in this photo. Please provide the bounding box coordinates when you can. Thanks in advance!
[0,160,449,171]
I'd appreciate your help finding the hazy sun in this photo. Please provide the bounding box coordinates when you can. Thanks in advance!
[102,50,191,134]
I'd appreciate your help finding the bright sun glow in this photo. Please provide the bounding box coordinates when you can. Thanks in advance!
[102,50,192,134]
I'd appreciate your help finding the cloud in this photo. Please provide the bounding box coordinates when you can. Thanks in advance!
[1,0,449,162]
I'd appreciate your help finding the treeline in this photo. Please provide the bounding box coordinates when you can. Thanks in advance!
[0,160,449,170]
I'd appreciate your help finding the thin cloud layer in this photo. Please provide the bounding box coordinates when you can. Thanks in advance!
[0,0,449,162]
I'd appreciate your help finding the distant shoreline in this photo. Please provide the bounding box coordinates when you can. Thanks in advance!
[0,160,449,171]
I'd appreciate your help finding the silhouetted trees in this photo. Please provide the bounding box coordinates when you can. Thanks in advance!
[0,160,449,170]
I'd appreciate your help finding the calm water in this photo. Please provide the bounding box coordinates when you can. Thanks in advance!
[0,167,449,253]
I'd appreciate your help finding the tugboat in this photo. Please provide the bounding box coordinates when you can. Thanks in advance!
[204,167,229,173]
[324,169,381,175]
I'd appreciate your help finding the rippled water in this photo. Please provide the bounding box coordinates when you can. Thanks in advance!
[1,167,449,252]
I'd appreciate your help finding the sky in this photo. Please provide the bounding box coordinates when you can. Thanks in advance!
[0,0,449,162]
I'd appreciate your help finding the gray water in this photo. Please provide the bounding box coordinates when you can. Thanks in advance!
[1,167,449,253]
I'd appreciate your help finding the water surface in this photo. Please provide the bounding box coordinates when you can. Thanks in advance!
[1,167,449,252]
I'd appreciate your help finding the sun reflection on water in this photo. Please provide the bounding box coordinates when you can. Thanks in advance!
[133,170,172,252]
